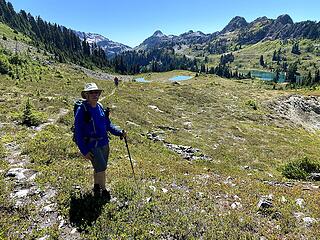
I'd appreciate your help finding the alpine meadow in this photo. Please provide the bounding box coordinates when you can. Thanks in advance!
[1,0,320,239]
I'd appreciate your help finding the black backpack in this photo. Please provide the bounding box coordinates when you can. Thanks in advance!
[71,100,110,142]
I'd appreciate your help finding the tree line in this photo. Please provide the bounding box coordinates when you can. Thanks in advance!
[0,0,201,74]
[0,0,111,69]
[111,48,199,74]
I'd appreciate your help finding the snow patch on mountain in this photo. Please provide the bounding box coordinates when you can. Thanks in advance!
[74,31,132,57]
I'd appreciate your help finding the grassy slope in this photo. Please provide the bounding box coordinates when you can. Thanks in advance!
[0,30,320,238]
[192,39,320,78]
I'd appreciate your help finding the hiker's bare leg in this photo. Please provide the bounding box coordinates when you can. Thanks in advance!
[101,171,106,190]
[94,171,99,185]
[95,171,106,190]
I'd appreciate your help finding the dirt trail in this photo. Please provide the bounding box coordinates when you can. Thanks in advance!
[4,108,80,239]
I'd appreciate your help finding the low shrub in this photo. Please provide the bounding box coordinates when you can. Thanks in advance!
[246,99,258,110]
[282,156,320,180]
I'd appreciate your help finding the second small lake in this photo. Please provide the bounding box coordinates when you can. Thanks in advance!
[250,70,286,83]
[169,75,193,81]
[134,77,150,83]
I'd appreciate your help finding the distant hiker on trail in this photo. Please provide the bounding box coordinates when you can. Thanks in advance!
[114,77,119,87]
[74,82,126,199]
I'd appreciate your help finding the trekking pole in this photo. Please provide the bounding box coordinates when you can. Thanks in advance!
[123,133,137,185]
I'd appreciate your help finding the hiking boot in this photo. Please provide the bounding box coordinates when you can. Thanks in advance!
[101,189,111,201]
[93,184,101,197]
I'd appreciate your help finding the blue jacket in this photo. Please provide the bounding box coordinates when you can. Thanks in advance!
[74,101,123,156]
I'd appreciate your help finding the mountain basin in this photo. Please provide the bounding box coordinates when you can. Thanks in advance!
[169,75,193,81]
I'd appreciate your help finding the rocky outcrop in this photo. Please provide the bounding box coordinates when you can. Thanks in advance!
[146,127,211,161]
[267,94,320,132]
[221,16,248,34]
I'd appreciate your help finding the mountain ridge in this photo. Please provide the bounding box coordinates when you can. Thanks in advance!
[74,31,132,57]
[134,14,320,52]
[72,14,319,57]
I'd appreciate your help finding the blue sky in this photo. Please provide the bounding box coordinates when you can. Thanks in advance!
[8,0,320,48]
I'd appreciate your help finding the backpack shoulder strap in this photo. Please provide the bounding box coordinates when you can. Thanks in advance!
[97,102,110,118]
[82,101,88,112]
[80,101,91,123]
[97,102,103,109]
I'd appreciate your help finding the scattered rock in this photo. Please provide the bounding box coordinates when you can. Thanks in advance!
[267,173,273,178]
[240,165,251,170]
[172,81,181,85]
[28,173,38,182]
[147,130,211,161]
[148,105,164,113]
[293,212,305,219]
[11,189,30,198]
[162,188,168,193]
[126,121,140,127]
[2,106,79,238]
[295,198,304,208]
[263,180,294,188]
[231,202,242,209]
[309,173,320,181]
[280,196,287,203]
[42,203,56,213]
[147,131,165,141]
[223,176,236,187]
[294,212,318,227]
[157,125,178,131]
[303,217,317,227]
[6,168,28,180]
[149,186,156,192]
[164,143,211,161]
[257,195,273,210]
[37,235,50,240]
[183,122,192,129]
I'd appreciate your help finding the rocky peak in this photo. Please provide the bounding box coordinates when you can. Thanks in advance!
[275,14,293,25]
[152,30,166,38]
[251,16,270,24]
[222,16,248,33]
[180,30,205,37]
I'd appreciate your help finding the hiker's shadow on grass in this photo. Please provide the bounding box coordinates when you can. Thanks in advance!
[69,192,109,232]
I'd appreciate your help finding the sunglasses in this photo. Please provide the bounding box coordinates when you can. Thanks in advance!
[88,91,101,95]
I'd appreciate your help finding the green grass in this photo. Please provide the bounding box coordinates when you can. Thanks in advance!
[0,22,31,42]
[0,31,320,239]
[195,39,320,82]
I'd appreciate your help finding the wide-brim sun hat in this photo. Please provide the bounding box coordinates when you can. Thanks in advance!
[81,82,103,99]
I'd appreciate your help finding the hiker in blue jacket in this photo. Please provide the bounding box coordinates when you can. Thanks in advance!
[74,82,126,199]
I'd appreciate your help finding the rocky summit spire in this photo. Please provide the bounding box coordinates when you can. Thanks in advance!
[152,30,165,37]
[221,16,248,33]
[275,14,293,25]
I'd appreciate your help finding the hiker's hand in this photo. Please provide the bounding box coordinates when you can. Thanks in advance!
[84,152,93,161]
[120,130,127,140]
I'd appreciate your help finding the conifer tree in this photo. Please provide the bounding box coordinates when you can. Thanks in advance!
[291,42,301,55]
[286,62,298,84]
[314,69,320,84]
[22,98,33,126]
[259,55,265,66]
[305,71,312,86]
